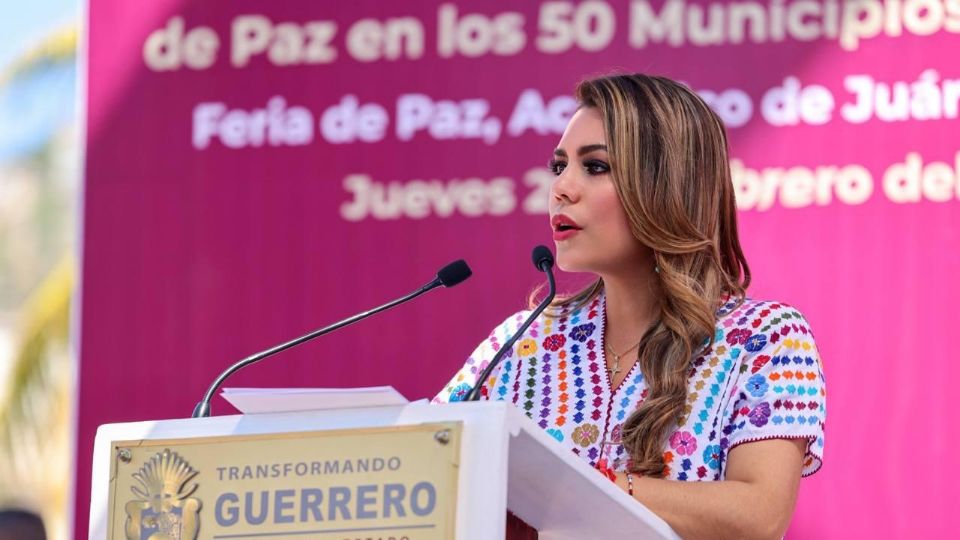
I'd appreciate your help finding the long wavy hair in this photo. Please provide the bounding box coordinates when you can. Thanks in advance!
[549,74,751,477]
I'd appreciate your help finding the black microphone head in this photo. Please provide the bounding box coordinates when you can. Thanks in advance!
[532,245,554,272]
[437,260,472,287]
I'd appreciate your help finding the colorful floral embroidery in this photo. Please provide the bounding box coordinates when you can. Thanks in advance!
[570,323,596,342]
[572,423,600,447]
[749,402,771,427]
[670,430,698,455]
[518,338,538,357]
[746,374,769,397]
[543,334,566,351]
[434,294,826,480]
[449,382,471,402]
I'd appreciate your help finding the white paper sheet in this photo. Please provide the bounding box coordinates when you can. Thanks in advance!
[220,386,408,414]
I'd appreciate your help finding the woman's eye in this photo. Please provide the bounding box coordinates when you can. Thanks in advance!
[548,159,567,176]
[584,159,610,175]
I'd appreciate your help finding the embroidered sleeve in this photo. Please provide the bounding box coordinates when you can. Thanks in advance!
[432,310,530,403]
[724,303,826,476]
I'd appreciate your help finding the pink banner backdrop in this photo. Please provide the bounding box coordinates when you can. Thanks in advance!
[79,0,959,537]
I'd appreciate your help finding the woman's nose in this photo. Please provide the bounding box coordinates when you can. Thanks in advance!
[551,169,580,204]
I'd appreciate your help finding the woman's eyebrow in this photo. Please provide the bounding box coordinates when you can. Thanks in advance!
[577,144,607,156]
[553,144,608,158]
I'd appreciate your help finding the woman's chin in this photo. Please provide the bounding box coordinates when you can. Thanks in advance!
[555,254,589,274]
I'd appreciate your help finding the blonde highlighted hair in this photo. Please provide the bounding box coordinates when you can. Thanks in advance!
[546,74,750,476]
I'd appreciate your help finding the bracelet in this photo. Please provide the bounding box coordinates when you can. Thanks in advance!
[626,471,634,496]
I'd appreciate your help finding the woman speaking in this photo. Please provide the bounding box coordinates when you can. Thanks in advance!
[435,73,826,540]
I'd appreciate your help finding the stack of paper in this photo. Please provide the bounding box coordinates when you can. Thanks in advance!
[221,386,408,414]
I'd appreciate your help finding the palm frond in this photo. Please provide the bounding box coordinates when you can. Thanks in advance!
[0,25,77,89]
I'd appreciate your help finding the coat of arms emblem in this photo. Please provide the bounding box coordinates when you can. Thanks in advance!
[124,448,202,540]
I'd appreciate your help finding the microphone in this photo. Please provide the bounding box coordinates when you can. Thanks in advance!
[465,246,556,402]
[191,259,473,418]
[531,244,554,272]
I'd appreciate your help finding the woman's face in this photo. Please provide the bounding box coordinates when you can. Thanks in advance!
[549,107,649,274]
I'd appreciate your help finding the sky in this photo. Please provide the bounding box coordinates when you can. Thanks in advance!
[0,0,77,75]
[0,0,78,163]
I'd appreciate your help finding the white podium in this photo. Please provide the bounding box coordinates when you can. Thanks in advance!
[90,401,680,539]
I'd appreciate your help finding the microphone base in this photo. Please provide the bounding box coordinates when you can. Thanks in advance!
[192,401,210,418]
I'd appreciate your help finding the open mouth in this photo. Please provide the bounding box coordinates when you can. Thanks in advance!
[551,214,582,232]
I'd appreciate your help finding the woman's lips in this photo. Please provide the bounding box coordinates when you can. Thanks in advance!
[551,214,582,241]
[551,214,581,230]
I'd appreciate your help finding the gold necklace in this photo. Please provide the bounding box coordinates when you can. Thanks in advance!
[605,340,642,379]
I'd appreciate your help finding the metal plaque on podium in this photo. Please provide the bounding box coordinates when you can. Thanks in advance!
[108,423,461,539]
